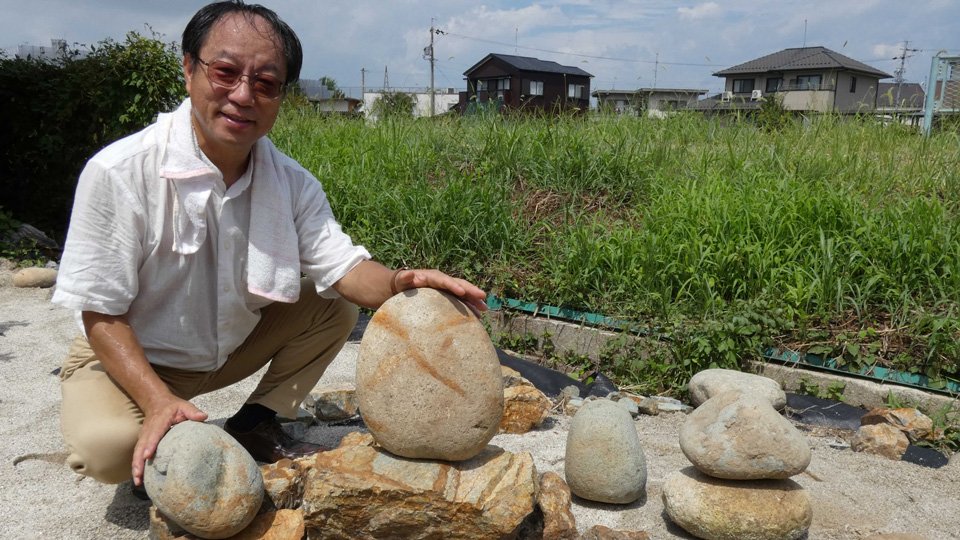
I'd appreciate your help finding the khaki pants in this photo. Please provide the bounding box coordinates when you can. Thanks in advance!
[59,281,358,484]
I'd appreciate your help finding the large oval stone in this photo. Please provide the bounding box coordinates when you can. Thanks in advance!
[688,368,786,410]
[144,421,264,539]
[662,467,812,540]
[12,267,58,288]
[564,399,646,504]
[680,391,810,479]
[356,288,504,461]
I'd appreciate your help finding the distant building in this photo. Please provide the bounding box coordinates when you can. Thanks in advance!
[298,79,362,115]
[362,89,461,120]
[459,53,592,114]
[593,88,708,117]
[693,46,891,114]
[15,39,83,61]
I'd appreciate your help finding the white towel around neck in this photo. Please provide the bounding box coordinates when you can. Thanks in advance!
[159,99,302,303]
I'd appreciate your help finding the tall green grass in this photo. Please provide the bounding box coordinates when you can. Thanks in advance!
[271,106,960,392]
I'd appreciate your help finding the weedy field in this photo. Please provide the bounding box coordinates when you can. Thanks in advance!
[271,105,960,443]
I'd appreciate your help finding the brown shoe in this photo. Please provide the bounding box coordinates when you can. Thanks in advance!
[224,418,326,463]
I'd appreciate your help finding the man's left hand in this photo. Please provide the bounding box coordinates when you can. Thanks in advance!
[391,268,488,315]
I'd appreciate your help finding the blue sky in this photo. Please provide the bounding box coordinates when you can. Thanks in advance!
[2,1,958,97]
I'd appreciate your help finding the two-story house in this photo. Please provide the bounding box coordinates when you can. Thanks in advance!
[696,46,891,114]
[459,53,593,114]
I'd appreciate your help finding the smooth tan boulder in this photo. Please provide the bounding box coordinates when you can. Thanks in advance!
[357,288,503,461]
[680,391,810,479]
[300,432,536,539]
[12,267,57,288]
[662,467,812,540]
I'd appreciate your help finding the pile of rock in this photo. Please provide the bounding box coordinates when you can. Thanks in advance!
[852,407,937,461]
[662,369,813,540]
[148,290,654,538]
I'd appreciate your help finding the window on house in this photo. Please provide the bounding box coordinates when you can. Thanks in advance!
[496,78,510,91]
[850,76,857,93]
[732,79,755,93]
[529,80,544,96]
[765,77,783,93]
[795,75,822,90]
[568,84,586,99]
[476,80,487,92]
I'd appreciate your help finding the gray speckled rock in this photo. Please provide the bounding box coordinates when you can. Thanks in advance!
[564,399,646,504]
[144,421,263,539]
[680,391,810,479]
[356,288,503,461]
[688,368,786,410]
[662,467,811,540]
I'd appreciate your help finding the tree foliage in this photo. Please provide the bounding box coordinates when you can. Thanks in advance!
[372,91,415,119]
[0,31,186,240]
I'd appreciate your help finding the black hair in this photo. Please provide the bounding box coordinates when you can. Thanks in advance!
[182,0,303,87]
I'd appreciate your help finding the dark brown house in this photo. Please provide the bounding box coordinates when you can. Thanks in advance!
[459,53,592,114]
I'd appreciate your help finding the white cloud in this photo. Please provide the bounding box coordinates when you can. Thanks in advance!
[677,2,721,20]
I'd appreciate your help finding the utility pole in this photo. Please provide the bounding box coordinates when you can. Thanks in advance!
[892,40,920,111]
[424,19,436,116]
[361,67,367,100]
[653,52,660,90]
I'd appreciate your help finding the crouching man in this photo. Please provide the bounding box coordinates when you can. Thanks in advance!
[52,0,486,491]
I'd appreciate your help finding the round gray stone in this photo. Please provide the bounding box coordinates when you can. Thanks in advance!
[356,288,504,461]
[680,391,810,479]
[564,399,646,504]
[688,368,786,410]
[144,421,264,539]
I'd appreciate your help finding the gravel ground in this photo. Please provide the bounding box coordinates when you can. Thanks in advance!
[1,264,959,539]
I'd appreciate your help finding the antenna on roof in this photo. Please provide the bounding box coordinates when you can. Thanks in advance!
[515,27,518,54]
[803,19,807,48]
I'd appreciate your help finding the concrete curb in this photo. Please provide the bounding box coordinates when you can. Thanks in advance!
[485,311,960,416]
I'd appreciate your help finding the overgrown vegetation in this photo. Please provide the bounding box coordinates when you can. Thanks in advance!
[272,105,960,400]
[0,31,185,241]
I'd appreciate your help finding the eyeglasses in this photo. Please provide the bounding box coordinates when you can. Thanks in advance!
[194,57,286,101]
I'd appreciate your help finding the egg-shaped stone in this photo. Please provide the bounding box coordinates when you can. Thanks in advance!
[144,421,263,539]
[564,398,647,504]
[357,288,504,461]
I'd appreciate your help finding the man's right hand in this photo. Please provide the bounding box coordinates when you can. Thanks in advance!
[132,395,208,486]
[82,311,210,486]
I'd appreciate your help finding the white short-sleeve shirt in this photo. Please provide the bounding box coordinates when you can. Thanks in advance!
[52,99,371,371]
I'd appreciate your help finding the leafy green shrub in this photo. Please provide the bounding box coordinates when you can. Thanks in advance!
[0,31,185,241]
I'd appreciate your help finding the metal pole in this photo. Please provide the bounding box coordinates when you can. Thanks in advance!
[922,51,945,136]
[430,20,436,117]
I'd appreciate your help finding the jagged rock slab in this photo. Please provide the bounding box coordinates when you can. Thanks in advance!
[300,433,536,539]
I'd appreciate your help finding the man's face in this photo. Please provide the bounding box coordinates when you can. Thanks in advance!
[184,12,286,158]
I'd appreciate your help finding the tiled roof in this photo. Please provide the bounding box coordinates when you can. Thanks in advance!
[714,46,891,78]
[464,53,593,77]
